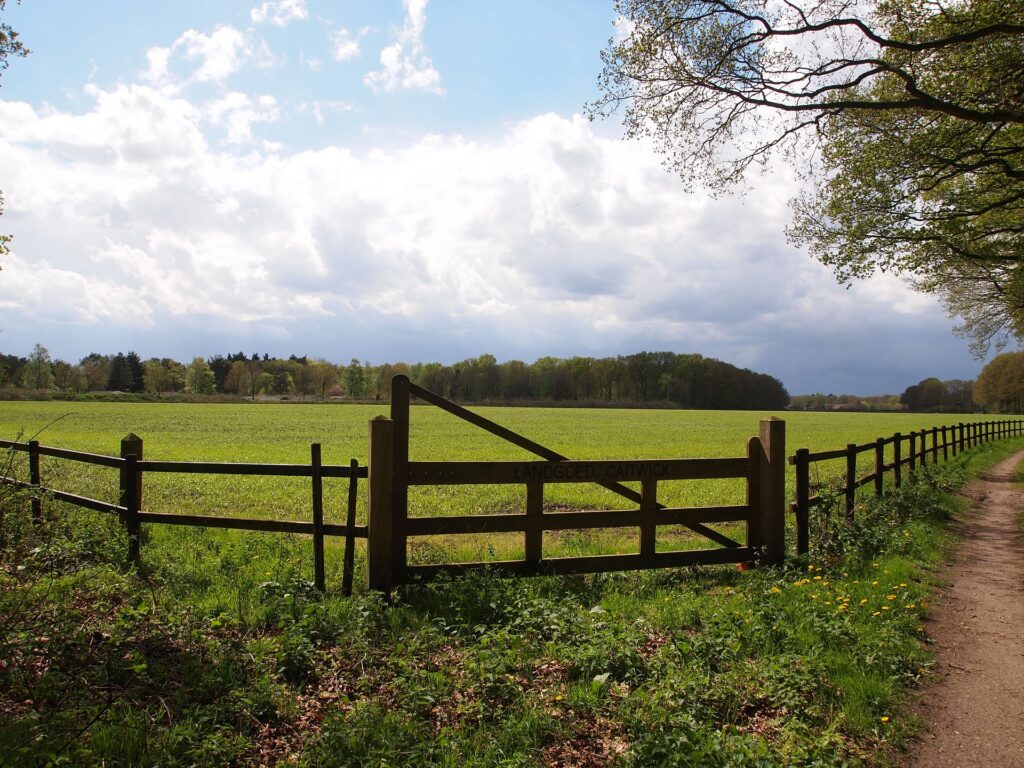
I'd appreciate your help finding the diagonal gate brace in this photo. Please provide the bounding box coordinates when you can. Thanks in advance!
[407,381,741,549]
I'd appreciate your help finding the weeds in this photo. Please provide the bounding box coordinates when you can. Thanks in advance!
[1,438,1020,765]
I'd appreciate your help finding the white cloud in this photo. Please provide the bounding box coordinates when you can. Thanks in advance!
[141,25,269,87]
[205,92,281,144]
[250,0,308,28]
[364,0,443,94]
[178,26,250,83]
[0,85,968,391]
[330,27,367,62]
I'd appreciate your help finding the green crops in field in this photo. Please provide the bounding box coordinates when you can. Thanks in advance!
[0,402,989,535]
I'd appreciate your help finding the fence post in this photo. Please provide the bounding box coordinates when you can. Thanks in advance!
[119,434,143,565]
[793,448,810,557]
[640,479,658,562]
[942,426,949,462]
[342,459,359,597]
[367,416,395,592]
[893,432,902,489]
[390,375,411,584]
[311,443,325,593]
[28,440,42,525]
[845,443,857,521]
[525,480,543,570]
[874,438,884,496]
[753,418,785,565]
[931,427,939,464]
[908,431,917,472]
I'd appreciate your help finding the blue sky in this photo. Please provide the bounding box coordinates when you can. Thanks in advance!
[0,0,992,394]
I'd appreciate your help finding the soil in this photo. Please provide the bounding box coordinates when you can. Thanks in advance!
[902,449,1024,768]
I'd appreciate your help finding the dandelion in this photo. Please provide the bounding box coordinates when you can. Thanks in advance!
[808,564,815,571]
[906,604,916,609]
[872,611,881,617]
[554,695,563,702]
[882,606,890,611]
[770,586,781,594]
[887,595,896,600]
[899,583,907,588]
[880,716,890,723]
[859,599,868,605]
[813,575,822,581]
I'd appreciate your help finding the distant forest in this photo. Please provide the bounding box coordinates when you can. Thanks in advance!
[2,347,791,410]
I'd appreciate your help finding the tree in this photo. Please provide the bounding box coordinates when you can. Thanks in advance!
[52,360,74,391]
[78,353,110,391]
[21,343,53,391]
[900,377,948,412]
[974,351,1024,412]
[306,360,338,401]
[106,353,133,392]
[144,358,186,394]
[592,0,1024,353]
[345,359,366,400]
[184,357,216,395]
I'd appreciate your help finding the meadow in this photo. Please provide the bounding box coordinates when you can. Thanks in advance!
[2,400,1021,766]
[0,401,993,569]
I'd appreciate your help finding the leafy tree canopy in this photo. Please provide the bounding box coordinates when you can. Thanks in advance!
[591,0,1024,354]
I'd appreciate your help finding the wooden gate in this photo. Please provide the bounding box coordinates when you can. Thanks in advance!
[365,376,786,590]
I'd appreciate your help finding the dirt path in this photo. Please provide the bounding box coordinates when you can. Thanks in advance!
[903,449,1024,767]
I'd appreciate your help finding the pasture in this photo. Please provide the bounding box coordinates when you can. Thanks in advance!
[2,400,1020,765]
[0,401,993,578]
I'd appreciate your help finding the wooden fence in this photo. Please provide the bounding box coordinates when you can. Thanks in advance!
[4,387,1021,592]
[365,376,787,591]
[0,435,367,595]
[789,419,1024,555]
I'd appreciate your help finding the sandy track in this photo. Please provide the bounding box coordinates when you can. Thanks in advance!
[902,449,1024,767]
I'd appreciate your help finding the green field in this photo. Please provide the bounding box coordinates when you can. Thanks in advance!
[3,400,1021,766]
[0,401,993,569]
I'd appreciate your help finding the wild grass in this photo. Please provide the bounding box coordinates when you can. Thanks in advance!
[0,402,998,570]
[2,432,1020,766]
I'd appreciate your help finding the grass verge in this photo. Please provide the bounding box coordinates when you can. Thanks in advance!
[2,439,1022,767]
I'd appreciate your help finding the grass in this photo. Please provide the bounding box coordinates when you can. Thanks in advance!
[1,400,1021,766]
[0,402,999,570]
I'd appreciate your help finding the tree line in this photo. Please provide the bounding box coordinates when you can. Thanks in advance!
[0,346,791,410]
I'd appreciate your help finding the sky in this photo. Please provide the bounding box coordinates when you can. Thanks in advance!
[0,0,994,395]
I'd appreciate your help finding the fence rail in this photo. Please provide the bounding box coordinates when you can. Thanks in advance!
[789,419,1023,555]
[4,403,1023,593]
[0,437,367,594]
[363,376,788,591]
